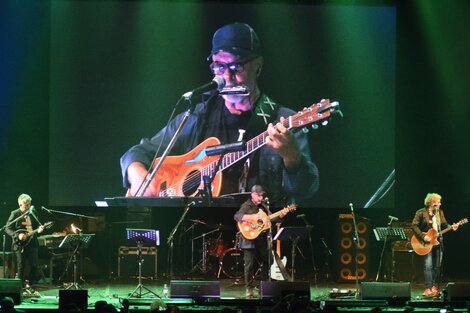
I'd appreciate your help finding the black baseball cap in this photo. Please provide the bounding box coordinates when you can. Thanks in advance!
[208,23,262,60]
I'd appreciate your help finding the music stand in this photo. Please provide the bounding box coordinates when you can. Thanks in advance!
[373,227,407,282]
[59,234,94,290]
[273,227,309,281]
[126,228,160,298]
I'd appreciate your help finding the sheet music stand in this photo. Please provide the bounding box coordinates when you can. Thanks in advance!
[373,227,407,282]
[126,228,160,298]
[273,227,309,281]
[373,227,407,241]
[59,234,95,290]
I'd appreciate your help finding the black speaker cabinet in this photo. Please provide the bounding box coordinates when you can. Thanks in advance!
[445,282,470,301]
[117,246,157,278]
[0,279,22,305]
[170,280,220,299]
[260,281,310,299]
[59,290,88,312]
[361,282,410,304]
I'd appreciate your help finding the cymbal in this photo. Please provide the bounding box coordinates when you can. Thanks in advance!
[188,219,207,225]
[205,223,234,231]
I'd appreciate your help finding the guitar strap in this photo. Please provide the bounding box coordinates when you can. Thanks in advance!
[272,249,293,282]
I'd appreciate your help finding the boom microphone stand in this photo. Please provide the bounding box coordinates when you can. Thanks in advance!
[349,203,360,299]
[298,214,318,288]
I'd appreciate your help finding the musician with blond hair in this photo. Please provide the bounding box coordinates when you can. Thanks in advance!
[411,193,459,297]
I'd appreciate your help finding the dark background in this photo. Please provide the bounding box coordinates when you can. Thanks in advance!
[0,0,469,281]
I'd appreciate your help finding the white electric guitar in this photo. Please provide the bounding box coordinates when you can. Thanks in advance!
[270,223,287,280]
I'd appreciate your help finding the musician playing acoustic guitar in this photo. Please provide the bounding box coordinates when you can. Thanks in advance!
[234,185,287,298]
[5,194,44,294]
[120,23,319,206]
[411,193,459,298]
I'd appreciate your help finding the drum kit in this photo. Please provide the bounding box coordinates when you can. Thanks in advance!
[188,219,244,279]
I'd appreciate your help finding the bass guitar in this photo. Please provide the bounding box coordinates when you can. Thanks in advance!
[14,221,54,248]
[238,204,297,240]
[127,99,341,197]
[411,218,467,255]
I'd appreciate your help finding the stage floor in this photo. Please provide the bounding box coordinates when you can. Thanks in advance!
[12,278,468,312]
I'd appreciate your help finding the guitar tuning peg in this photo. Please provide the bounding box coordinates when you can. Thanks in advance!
[321,120,329,126]
[302,128,309,134]
[311,124,319,130]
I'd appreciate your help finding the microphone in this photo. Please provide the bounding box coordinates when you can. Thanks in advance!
[349,203,354,212]
[25,206,34,215]
[262,197,270,205]
[296,214,306,219]
[41,206,52,213]
[183,76,225,100]
[388,215,399,221]
[205,141,246,156]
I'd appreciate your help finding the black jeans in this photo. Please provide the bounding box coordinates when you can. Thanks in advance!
[243,237,269,289]
[15,246,39,285]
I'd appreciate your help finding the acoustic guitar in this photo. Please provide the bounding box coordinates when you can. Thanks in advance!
[410,218,467,255]
[238,204,297,240]
[127,99,341,197]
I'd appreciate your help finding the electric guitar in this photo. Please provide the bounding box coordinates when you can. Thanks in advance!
[14,221,54,248]
[410,218,467,255]
[270,223,287,280]
[238,204,297,240]
[127,99,341,197]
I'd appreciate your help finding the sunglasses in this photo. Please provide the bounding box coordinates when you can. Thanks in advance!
[209,57,256,75]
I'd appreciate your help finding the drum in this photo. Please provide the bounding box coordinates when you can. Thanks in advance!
[219,248,244,279]
[207,239,227,257]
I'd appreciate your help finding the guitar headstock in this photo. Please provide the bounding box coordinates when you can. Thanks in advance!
[289,99,342,130]
[283,204,298,213]
[457,218,468,226]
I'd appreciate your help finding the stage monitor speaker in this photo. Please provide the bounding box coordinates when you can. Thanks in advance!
[170,280,220,299]
[445,282,470,301]
[361,282,410,305]
[0,279,22,305]
[59,290,88,312]
[260,281,310,299]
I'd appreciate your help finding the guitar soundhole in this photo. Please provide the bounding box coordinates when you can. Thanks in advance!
[182,170,202,196]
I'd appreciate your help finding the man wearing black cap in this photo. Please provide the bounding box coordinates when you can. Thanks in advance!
[121,23,319,205]
[234,185,284,298]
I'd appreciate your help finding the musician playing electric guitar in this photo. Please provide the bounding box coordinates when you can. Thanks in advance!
[234,185,288,298]
[411,193,459,298]
[5,194,45,294]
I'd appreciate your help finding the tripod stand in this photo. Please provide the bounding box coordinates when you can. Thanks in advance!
[127,228,160,298]
[191,228,220,274]
[59,234,94,290]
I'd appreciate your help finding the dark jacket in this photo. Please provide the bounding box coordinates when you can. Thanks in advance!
[120,93,319,206]
[411,207,449,241]
[5,209,41,251]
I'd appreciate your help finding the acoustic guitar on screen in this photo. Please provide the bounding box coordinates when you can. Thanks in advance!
[127,99,341,197]
[410,218,467,255]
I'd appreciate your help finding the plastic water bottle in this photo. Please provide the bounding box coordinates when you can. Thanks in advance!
[162,283,169,299]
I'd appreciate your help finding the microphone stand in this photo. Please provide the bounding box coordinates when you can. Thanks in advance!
[263,201,273,282]
[349,203,360,299]
[299,215,318,288]
[167,201,195,278]
[375,216,395,282]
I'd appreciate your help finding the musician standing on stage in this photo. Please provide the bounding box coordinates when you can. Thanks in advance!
[120,22,319,205]
[234,185,285,298]
[411,193,458,297]
[5,194,44,292]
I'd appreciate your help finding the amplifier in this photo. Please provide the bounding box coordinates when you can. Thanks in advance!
[117,246,157,278]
